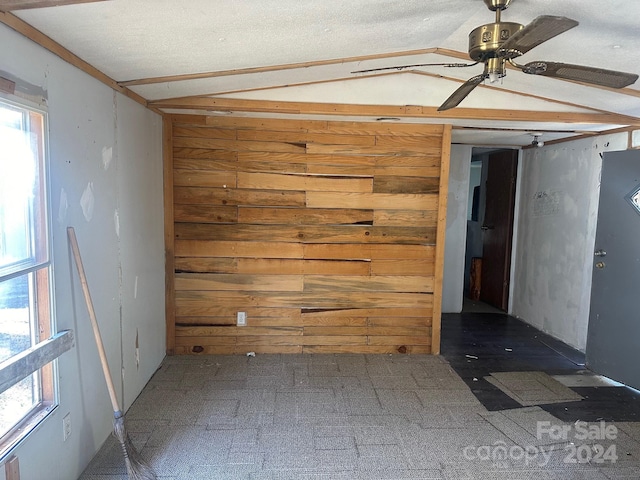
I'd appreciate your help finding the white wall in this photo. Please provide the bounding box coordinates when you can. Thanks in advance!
[510,133,628,351]
[0,23,165,480]
[116,97,166,410]
[442,144,472,313]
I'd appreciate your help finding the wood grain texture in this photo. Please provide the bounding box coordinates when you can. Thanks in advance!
[166,115,449,354]
[174,186,305,207]
[151,97,640,126]
[175,257,371,275]
[237,171,373,192]
[175,223,436,244]
[306,192,438,210]
[175,291,433,309]
[237,207,374,225]
[176,240,304,258]
[164,116,176,354]
[430,124,452,355]
[4,456,19,480]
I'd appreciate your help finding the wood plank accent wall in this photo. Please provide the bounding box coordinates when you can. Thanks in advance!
[165,114,451,355]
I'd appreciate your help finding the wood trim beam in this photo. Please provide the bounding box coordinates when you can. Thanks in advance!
[119,47,448,87]
[0,75,16,94]
[430,125,451,355]
[522,125,638,149]
[411,70,632,118]
[121,45,640,101]
[163,115,176,355]
[196,70,404,99]
[0,11,153,110]
[453,125,598,135]
[0,330,74,394]
[200,68,624,120]
[148,97,640,126]
[4,456,19,480]
[0,0,108,11]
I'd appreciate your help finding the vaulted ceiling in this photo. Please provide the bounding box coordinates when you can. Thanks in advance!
[2,0,639,147]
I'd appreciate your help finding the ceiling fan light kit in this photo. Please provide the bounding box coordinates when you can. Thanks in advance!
[530,133,544,147]
[355,0,639,111]
[482,0,513,11]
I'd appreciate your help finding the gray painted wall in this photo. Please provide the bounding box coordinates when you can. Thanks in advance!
[442,144,472,313]
[463,153,488,297]
[443,134,628,351]
[0,23,165,480]
[511,133,628,351]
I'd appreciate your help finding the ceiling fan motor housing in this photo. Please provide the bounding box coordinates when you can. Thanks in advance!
[469,22,524,61]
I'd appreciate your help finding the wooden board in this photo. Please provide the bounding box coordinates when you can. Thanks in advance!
[165,115,450,355]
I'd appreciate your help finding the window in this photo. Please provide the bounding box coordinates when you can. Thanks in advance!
[627,184,640,216]
[0,97,56,457]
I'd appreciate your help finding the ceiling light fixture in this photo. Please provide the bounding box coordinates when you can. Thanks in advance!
[530,132,544,147]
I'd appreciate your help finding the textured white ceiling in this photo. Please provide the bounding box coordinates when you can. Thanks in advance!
[10,0,640,146]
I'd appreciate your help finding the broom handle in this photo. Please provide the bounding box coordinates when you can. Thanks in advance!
[67,227,122,415]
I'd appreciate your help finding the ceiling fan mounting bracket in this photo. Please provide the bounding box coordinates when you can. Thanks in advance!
[468,22,524,61]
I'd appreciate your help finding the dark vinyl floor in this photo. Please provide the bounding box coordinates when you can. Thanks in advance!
[441,311,640,422]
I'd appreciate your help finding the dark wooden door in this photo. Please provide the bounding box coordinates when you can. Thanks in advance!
[480,150,518,311]
[586,150,640,390]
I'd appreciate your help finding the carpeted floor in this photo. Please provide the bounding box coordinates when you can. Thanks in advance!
[79,311,640,479]
[79,345,640,479]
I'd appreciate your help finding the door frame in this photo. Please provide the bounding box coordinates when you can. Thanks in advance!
[507,150,524,312]
[463,147,523,313]
[442,146,523,314]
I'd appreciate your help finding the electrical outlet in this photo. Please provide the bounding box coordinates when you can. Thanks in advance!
[237,311,247,326]
[62,413,71,441]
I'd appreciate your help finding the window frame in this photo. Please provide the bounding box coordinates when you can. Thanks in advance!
[0,94,58,460]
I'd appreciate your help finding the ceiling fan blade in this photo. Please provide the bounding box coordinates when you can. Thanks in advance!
[522,61,639,88]
[438,74,486,111]
[501,15,578,55]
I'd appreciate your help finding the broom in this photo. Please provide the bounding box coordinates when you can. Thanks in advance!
[68,227,157,480]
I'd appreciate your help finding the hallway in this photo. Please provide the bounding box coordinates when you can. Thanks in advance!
[79,313,640,479]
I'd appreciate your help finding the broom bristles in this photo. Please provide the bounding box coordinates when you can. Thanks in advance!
[113,413,157,480]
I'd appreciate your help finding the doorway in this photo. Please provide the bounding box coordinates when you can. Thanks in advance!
[464,148,518,312]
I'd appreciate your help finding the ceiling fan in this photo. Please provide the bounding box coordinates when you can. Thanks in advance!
[353,0,639,111]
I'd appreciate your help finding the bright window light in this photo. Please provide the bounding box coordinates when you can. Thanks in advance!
[0,97,56,459]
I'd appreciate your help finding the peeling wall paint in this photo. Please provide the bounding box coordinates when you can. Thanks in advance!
[135,329,139,370]
[57,187,68,224]
[80,181,95,222]
[114,208,120,237]
[102,145,113,170]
